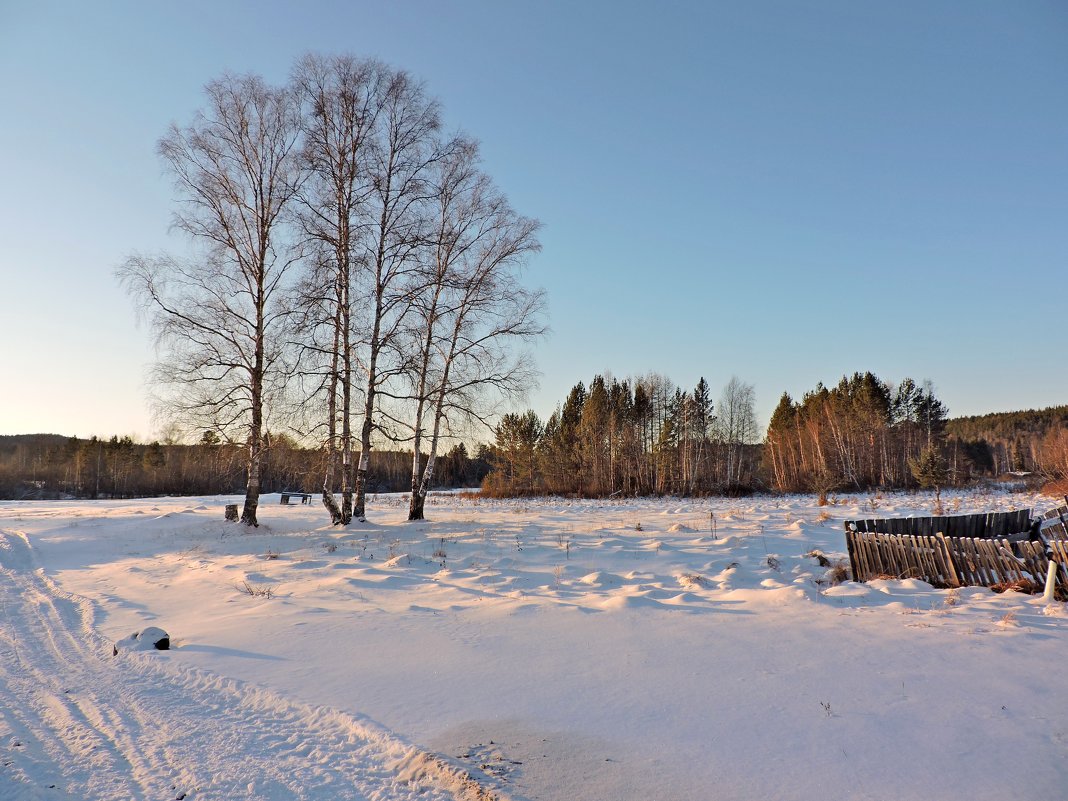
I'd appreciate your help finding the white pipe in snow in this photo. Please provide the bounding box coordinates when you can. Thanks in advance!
[1042,559,1058,603]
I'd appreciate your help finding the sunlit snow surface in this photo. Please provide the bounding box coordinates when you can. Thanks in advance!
[2,489,1066,800]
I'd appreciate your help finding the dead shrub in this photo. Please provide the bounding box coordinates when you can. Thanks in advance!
[990,579,1039,595]
[237,581,274,599]
[827,560,850,585]
[678,573,709,589]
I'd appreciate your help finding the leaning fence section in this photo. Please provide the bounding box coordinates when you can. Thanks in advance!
[844,509,1068,597]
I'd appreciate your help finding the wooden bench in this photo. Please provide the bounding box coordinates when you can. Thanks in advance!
[280,492,313,505]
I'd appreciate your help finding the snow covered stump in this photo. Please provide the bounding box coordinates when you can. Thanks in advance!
[225,504,239,521]
[112,626,170,656]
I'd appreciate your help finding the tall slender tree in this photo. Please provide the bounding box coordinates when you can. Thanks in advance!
[351,69,446,521]
[405,140,543,519]
[119,73,304,526]
[293,54,388,524]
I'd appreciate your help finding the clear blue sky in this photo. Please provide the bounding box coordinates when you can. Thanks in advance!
[2,1,1066,440]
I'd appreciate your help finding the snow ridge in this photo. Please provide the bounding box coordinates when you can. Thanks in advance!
[0,529,508,801]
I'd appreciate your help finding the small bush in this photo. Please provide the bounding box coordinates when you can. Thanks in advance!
[237,581,274,599]
[678,573,709,589]
[827,561,849,585]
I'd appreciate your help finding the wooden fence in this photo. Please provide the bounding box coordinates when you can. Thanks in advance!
[1041,504,1068,521]
[844,509,1068,597]
[846,509,1033,539]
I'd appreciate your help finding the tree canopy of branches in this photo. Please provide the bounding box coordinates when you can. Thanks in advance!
[288,54,543,523]
[291,54,389,525]
[403,139,544,520]
[120,54,545,524]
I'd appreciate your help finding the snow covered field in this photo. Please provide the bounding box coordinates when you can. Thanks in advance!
[1,489,1066,800]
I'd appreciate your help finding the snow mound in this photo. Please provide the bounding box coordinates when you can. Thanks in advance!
[114,626,170,654]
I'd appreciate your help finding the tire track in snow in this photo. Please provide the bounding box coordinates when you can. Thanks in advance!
[0,530,511,801]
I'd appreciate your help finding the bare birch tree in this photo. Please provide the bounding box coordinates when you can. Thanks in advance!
[405,141,543,519]
[350,70,446,521]
[717,376,757,487]
[292,54,388,524]
[118,73,303,526]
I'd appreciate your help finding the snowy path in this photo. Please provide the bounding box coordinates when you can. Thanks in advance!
[0,529,503,801]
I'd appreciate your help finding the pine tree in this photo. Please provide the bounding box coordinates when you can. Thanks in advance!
[910,444,949,513]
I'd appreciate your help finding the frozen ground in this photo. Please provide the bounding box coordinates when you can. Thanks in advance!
[1,489,1066,800]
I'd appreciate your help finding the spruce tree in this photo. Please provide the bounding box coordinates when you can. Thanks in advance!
[910,443,949,513]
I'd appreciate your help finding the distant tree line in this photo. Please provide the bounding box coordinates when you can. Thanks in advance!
[0,434,488,501]
[6,388,1067,502]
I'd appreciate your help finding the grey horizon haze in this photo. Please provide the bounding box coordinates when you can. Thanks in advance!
[1,1,1065,440]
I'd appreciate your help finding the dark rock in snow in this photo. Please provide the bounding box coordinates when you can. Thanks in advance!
[113,626,170,654]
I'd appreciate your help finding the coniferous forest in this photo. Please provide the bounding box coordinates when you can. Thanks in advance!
[480,373,1068,499]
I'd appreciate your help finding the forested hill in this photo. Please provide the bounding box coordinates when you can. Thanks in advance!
[946,405,1068,475]
[947,406,1068,441]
